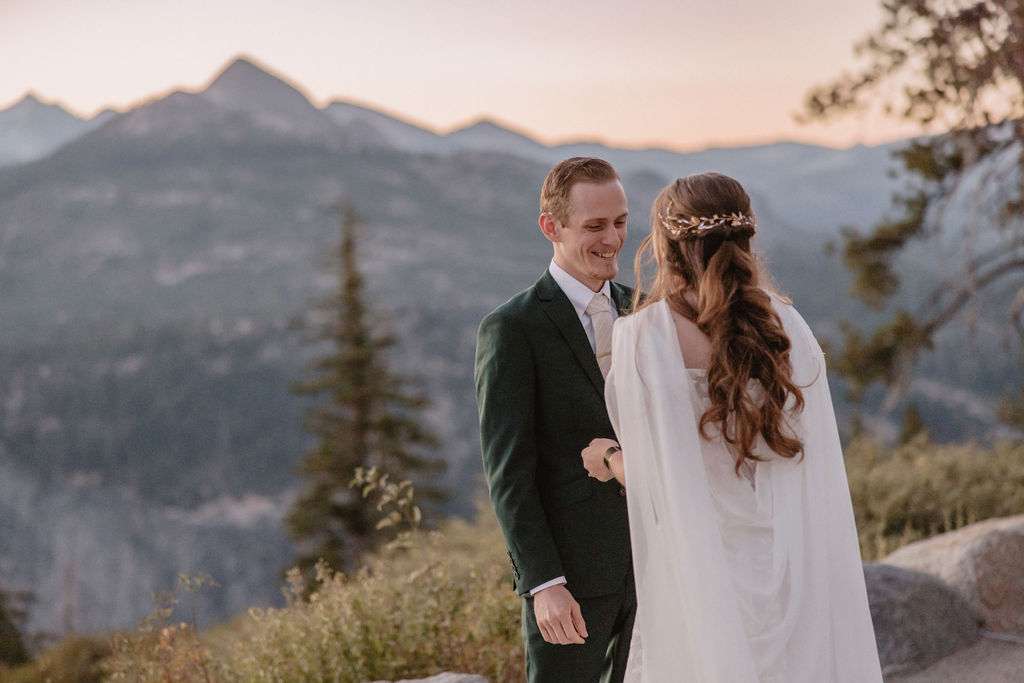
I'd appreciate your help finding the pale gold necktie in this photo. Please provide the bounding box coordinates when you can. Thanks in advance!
[586,292,614,378]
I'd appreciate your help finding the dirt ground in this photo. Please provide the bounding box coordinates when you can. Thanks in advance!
[889,636,1024,682]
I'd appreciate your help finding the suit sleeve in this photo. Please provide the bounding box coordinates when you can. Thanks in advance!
[475,310,564,594]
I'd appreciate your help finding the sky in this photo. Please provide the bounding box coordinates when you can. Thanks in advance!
[0,0,928,152]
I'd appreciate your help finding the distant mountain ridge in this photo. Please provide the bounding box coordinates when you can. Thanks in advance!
[0,57,902,238]
[322,101,444,152]
[0,58,888,183]
[0,55,1018,639]
[0,93,115,167]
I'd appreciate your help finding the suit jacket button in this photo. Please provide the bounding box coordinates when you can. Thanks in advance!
[619,486,626,497]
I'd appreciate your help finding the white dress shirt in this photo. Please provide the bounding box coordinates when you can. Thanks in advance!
[548,260,620,352]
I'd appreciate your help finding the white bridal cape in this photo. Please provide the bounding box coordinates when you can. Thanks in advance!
[608,298,882,683]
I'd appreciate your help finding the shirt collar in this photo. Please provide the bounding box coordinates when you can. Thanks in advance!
[548,260,613,318]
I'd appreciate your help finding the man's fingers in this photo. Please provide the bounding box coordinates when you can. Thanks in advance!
[565,612,586,643]
[556,612,585,644]
[540,622,564,645]
[537,614,559,645]
[571,603,588,639]
[533,585,585,645]
[538,613,584,645]
[552,620,577,645]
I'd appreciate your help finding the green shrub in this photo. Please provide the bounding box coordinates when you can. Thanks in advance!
[1,635,110,683]
[0,589,30,669]
[100,506,523,682]
[104,574,218,682]
[47,439,1024,680]
[845,436,1024,559]
[34,440,1024,681]
[223,507,522,682]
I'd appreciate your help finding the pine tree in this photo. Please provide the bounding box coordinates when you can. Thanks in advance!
[286,205,444,583]
[802,0,1024,404]
[898,402,928,445]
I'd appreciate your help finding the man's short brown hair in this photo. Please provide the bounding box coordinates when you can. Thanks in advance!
[540,157,619,224]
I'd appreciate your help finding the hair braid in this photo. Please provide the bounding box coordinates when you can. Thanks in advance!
[633,173,805,474]
[695,240,803,471]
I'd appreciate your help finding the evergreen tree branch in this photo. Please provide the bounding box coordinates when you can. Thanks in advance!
[286,203,446,587]
[804,1,1024,423]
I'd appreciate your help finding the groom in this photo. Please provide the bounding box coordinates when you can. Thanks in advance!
[475,157,635,682]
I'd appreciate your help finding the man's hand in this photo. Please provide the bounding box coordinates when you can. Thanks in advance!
[582,438,619,482]
[534,584,587,645]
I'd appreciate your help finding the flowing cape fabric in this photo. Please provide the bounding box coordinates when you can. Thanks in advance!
[608,299,882,682]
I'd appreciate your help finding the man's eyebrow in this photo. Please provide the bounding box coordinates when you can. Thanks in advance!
[581,211,629,222]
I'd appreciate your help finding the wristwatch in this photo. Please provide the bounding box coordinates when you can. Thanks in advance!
[603,445,622,471]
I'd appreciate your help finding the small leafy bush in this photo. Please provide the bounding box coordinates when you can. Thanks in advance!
[104,573,218,682]
[2,635,110,683]
[226,511,522,682]
[40,441,1024,680]
[101,500,523,682]
[845,436,1024,560]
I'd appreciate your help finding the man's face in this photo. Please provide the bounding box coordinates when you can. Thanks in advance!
[543,180,628,292]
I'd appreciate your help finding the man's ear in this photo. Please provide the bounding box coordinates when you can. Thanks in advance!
[539,212,561,244]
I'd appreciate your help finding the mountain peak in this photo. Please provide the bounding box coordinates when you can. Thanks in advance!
[446,117,544,156]
[200,55,339,140]
[202,56,310,105]
[452,117,527,135]
[0,92,93,167]
[16,92,45,108]
[4,92,73,117]
[459,118,502,130]
[210,56,273,81]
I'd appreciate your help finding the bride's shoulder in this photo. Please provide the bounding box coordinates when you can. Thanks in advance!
[764,288,793,309]
[761,288,815,336]
[764,291,826,366]
[612,300,670,349]
[764,289,803,324]
[617,299,667,328]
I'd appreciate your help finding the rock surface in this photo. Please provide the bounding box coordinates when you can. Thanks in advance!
[366,673,488,683]
[864,563,978,677]
[888,635,1024,682]
[884,514,1024,636]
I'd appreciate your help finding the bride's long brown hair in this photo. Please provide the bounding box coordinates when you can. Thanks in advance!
[632,173,804,473]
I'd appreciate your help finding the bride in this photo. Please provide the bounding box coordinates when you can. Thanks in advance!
[582,173,882,682]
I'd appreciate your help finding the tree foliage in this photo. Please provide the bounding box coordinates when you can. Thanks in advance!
[286,205,444,583]
[803,0,1024,403]
[0,588,30,667]
[898,402,928,444]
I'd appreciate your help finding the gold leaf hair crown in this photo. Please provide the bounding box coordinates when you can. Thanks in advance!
[659,211,755,239]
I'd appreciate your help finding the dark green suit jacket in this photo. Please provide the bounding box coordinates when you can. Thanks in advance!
[475,271,633,599]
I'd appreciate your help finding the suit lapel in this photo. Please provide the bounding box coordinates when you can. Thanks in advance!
[534,272,605,396]
[610,282,632,316]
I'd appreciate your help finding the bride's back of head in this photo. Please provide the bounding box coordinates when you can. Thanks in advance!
[632,172,804,473]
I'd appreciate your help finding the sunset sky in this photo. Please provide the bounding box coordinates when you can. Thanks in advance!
[0,0,926,151]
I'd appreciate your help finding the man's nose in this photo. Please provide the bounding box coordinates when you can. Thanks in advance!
[600,225,623,245]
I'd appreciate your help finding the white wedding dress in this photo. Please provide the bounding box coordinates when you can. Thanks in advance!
[608,298,882,682]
